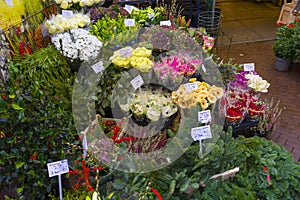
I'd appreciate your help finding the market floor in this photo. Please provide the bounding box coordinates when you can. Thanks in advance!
[216,0,300,162]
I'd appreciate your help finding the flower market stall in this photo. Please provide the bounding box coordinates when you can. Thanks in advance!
[0,0,300,199]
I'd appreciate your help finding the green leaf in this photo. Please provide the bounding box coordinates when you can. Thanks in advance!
[17,187,23,194]
[86,196,91,200]
[12,103,24,111]
[180,179,190,193]
[15,161,25,169]
[9,94,16,99]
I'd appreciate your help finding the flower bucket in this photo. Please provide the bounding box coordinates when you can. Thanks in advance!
[275,57,291,71]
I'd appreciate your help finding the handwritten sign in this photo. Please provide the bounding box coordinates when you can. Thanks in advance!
[124,5,134,14]
[62,10,74,18]
[91,61,104,74]
[160,20,171,26]
[184,82,198,92]
[191,125,212,141]
[120,48,132,58]
[243,63,255,71]
[198,110,211,123]
[130,75,144,90]
[47,159,69,178]
[148,13,154,19]
[124,19,135,27]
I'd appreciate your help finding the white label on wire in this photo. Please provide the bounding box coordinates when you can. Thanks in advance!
[62,10,74,18]
[160,20,171,26]
[91,61,104,74]
[243,63,255,71]
[130,75,144,90]
[202,64,207,73]
[124,5,134,14]
[47,159,69,177]
[120,48,132,58]
[191,125,212,141]
[198,110,211,123]
[125,19,135,27]
[184,82,198,92]
[148,13,154,19]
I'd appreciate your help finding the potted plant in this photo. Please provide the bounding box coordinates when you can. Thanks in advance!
[292,19,300,70]
[273,22,295,71]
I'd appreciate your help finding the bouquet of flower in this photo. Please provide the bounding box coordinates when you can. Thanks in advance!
[55,0,104,10]
[51,28,102,61]
[110,47,153,72]
[172,78,224,110]
[45,13,90,34]
[119,90,178,122]
[153,53,201,87]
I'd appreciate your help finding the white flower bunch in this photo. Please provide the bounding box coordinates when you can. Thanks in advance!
[245,73,270,93]
[55,0,103,9]
[45,14,90,34]
[51,28,103,61]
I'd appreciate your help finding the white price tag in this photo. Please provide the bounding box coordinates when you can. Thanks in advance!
[184,82,198,92]
[130,75,144,90]
[191,125,212,141]
[243,63,255,71]
[198,110,211,123]
[160,20,172,26]
[91,61,104,74]
[5,0,13,6]
[47,159,69,177]
[202,64,207,73]
[148,13,154,19]
[124,19,135,27]
[62,10,74,18]
[120,48,132,58]
[124,5,134,14]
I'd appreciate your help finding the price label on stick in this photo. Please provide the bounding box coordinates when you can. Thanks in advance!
[62,10,73,18]
[160,20,171,26]
[148,13,154,19]
[47,159,69,177]
[124,19,135,27]
[243,63,255,71]
[130,75,144,90]
[184,82,198,92]
[120,48,132,58]
[198,110,211,123]
[91,61,104,74]
[191,125,212,141]
[124,5,134,14]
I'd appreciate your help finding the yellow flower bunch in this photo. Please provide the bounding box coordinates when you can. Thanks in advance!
[45,14,90,34]
[172,78,224,109]
[55,0,102,9]
[110,47,153,72]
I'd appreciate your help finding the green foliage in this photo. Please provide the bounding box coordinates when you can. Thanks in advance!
[217,58,243,84]
[292,20,300,63]
[0,60,80,198]
[103,128,300,199]
[273,22,295,59]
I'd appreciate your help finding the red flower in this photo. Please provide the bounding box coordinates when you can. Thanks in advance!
[19,41,25,56]
[88,185,93,191]
[1,94,6,100]
[74,183,79,190]
[30,153,37,160]
[151,188,162,200]
[288,23,294,28]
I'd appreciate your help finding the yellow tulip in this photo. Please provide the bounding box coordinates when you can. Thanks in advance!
[60,0,69,9]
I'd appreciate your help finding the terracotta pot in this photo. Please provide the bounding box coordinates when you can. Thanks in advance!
[275,57,291,72]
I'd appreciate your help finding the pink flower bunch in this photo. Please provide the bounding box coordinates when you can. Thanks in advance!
[153,55,201,81]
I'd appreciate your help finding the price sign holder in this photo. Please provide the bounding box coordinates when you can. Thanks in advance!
[130,75,144,90]
[124,4,134,14]
[243,63,255,71]
[184,82,198,92]
[91,61,104,74]
[191,125,212,155]
[120,48,132,58]
[124,19,135,27]
[47,159,69,200]
[160,20,171,26]
[198,110,211,123]
[62,10,74,18]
